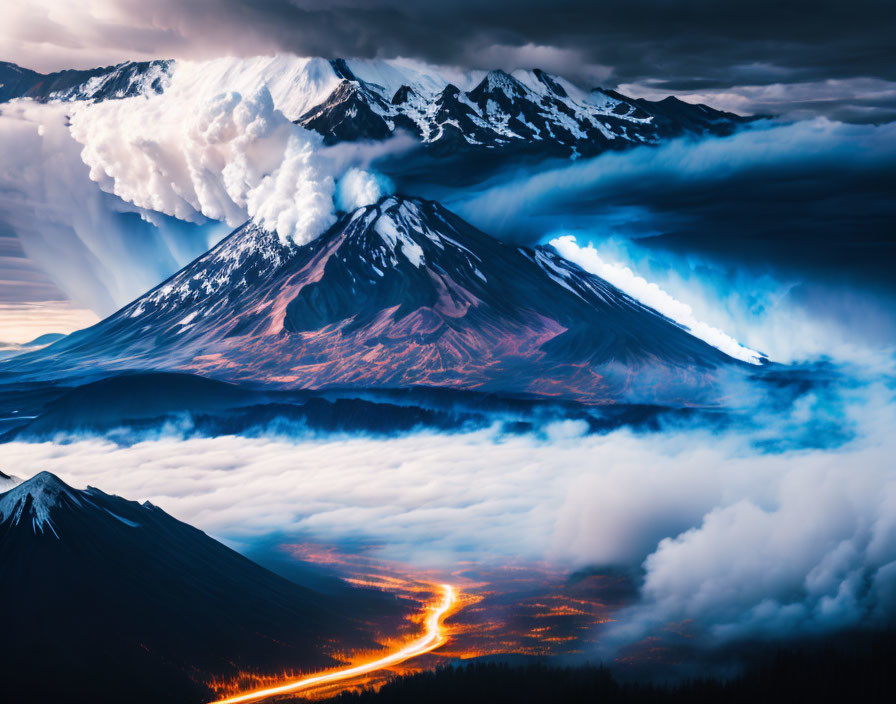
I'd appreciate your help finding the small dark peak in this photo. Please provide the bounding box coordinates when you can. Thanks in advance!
[298,78,393,143]
[468,70,529,117]
[392,84,417,105]
[0,61,28,72]
[437,84,461,101]
[596,87,629,102]
[25,332,65,347]
[657,95,686,105]
[533,69,567,97]
[329,58,357,82]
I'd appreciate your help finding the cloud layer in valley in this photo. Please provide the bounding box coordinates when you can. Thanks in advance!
[2,378,895,653]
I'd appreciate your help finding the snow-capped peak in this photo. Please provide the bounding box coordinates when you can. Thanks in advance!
[477,69,527,97]
[372,201,427,267]
[0,471,81,538]
[347,197,481,271]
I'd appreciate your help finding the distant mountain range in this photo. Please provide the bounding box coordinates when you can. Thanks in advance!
[297,59,753,157]
[0,59,170,103]
[0,56,756,159]
[0,332,66,361]
[0,471,394,703]
[6,197,745,405]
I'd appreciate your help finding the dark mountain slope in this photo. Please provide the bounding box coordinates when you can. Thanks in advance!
[0,472,390,703]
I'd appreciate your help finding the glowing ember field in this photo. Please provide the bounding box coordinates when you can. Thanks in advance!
[206,544,629,702]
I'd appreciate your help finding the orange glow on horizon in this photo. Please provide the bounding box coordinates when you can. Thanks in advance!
[210,583,458,704]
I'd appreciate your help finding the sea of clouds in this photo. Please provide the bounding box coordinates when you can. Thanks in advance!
[2,375,894,652]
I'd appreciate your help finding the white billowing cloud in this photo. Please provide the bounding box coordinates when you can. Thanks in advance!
[564,235,896,367]
[551,235,764,364]
[2,390,895,648]
[335,168,392,212]
[0,57,419,314]
[600,447,896,647]
[69,72,338,245]
[0,100,221,314]
[244,122,337,244]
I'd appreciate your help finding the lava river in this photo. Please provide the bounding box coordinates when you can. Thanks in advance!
[211,582,459,703]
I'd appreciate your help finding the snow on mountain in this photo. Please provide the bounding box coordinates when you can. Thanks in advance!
[7,197,749,405]
[0,470,81,537]
[2,56,752,158]
[0,60,171,103]
[144,56,343,121]
[294,62,751,155]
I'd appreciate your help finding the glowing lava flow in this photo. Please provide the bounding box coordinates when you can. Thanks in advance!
[212,584,457,704]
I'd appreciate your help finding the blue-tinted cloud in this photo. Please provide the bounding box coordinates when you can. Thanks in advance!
[435,119,896,363]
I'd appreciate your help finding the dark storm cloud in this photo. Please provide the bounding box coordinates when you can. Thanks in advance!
[436,119,896,290]
[4,1,896,119]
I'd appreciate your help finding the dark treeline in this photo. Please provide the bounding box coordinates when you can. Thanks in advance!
[327,632,896,704]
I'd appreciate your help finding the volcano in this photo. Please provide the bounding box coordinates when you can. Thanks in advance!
[8,197,748,404]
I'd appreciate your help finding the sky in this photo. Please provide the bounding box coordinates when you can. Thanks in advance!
[2,0,895,122]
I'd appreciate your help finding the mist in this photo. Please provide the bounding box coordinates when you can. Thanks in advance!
[0,57,409,315]
[0,100,227,314]
[418,118,896,365]
[2,370,894,654]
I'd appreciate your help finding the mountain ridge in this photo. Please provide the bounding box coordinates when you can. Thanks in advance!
[0,471,396,703]
[297,60,753,157]
[0,56,757,159]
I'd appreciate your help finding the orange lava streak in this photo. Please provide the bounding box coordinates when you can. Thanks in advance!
[211,584,458,704]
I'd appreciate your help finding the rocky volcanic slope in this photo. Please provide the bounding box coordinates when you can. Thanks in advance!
[7,197,744,405]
